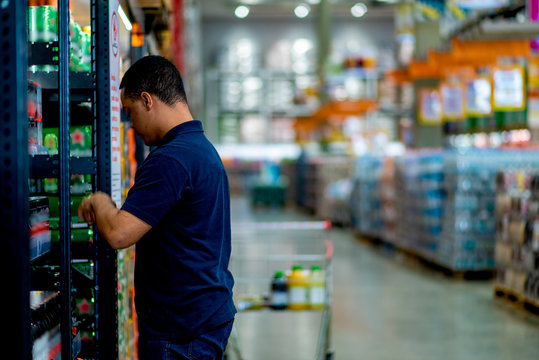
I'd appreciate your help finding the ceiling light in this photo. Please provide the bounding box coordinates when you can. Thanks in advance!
[235,5,250,18]
[118,5,132,31]
[294,4,311,18]
[351,3,368,18]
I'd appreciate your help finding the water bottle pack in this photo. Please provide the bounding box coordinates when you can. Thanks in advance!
[349,148,539,273]
[350,155,385,238]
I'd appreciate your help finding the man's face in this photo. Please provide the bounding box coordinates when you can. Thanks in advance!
[121,89,152,145]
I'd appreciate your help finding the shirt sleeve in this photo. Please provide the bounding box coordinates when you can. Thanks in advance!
[121,154,189,226]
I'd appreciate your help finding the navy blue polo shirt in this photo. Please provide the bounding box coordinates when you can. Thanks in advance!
[121,120,236,341]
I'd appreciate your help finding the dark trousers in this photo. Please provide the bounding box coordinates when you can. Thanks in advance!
[138,320,234,360]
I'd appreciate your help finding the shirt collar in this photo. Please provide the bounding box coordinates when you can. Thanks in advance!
[159,120,204,145]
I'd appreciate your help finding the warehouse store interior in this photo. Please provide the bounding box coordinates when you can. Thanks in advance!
[3,0,539,359]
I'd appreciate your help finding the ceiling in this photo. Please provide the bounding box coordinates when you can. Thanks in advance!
[199,0,398,20]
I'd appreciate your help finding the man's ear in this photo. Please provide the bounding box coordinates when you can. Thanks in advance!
[140,92,152,110]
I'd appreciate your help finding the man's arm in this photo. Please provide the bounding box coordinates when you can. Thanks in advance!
[78,191,151,249]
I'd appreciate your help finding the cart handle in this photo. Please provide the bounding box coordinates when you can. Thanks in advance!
[325,240,333,260]
[232,221,332,231]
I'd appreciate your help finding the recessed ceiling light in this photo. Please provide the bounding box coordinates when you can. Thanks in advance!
[351,3,368,18]
[235,5,250,19]
[294,4,311,18]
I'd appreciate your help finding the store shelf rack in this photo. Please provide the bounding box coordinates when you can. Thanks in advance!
[1,1,119,359]
[1,1,31,359]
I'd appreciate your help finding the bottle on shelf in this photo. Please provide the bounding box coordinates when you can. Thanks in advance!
[308,265,326,310]
[287,265,308,311]
[270,270,287,310]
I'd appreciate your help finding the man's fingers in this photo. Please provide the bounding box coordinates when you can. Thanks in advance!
[78,198,95,224]
[78,198,88,221]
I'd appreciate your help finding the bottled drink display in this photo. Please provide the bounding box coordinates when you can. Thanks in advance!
[308,265,326,310]
[287,265,308,311]
[350,149,539,271]
[270,271,288,310]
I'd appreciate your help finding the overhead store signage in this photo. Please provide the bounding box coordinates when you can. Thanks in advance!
[493,65,526,111]
[466,77,493,117]
[528,56,539,128]
[418,88,442,125]
[415,0,443,20]
[440,83,465,121]
[453,0,511,9]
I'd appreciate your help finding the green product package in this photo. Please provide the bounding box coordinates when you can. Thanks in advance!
[50,228,93,242]
[80,32,92,73]
[70,126,92,157]
[43,178,58,194]
[28,6,58,43]
[71,175,92,195]
[43,128,59,155]
[44,126,92,157]
[48,195,87,224]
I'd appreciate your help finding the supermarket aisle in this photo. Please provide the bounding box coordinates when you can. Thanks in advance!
[229,196,539,360]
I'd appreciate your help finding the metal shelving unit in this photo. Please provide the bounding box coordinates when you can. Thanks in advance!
[2,1,119,358]
[205,69,319,143]
[1,1,31,359]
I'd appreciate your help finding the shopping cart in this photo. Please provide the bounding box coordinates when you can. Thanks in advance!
[225,221,334,360]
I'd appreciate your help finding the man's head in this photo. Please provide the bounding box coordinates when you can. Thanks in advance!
[120,55,187,106]
[120,56,190,145]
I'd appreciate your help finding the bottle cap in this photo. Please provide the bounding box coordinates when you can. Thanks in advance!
[292,265,303,271]
[311,265,321,271]
[274,271,284,278]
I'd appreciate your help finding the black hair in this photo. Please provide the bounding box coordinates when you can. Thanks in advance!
[120,55,187,106]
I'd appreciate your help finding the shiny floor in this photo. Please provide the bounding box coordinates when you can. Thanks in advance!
[228,196,539,360]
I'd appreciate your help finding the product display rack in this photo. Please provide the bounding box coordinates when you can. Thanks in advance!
[2,1,119,359]
[1,2,31,359]
[205,69,318,143]
[95,0,119,357]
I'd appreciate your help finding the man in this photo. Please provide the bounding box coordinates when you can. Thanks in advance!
[78,55,236,359]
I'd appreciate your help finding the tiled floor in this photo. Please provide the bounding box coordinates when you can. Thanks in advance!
[228,196,539,360]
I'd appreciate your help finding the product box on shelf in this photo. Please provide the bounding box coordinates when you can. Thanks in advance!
[495,166,539,302]
[29,196,51,261]
[350,155,384,238]
[28,81,44,155]
[351,148,539,272]
[392,150,445,259]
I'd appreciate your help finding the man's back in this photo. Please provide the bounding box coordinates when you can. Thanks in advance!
[121,120,236,341]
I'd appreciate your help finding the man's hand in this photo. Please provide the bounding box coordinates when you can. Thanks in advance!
[78,192,116,224]
[77,191,151,249]
[78,196,95,224]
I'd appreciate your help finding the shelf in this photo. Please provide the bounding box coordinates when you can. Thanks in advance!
[30,248,52,265]
[448,2,539,41]
[28,71,94,90]
[30,155,96,178]
[458,20,539,41]
[326,68,381,82]
[31,265,61,291]
[379,105,412,116]
[28,41,58,66]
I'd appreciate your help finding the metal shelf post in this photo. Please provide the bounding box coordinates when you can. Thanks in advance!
[58,1,72,359]
[0,1,31,359]
[94,0,119,357]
